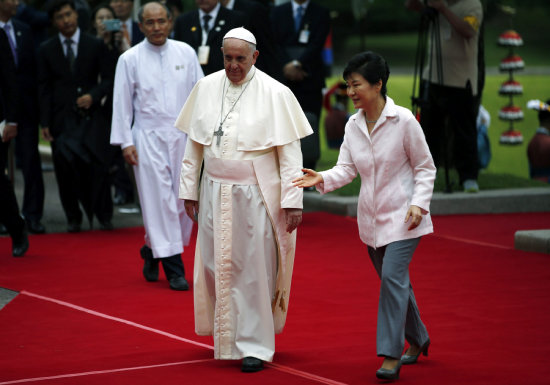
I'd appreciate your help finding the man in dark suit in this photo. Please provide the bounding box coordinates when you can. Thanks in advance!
[38,0,113,232]
[220,0,281,79]
[0,28,28,257]
[270,0,330,171]
[110,0,144,47]
[1,0,46,234]
[173,0,246,75]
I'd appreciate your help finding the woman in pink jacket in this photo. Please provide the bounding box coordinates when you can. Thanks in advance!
[294,51,436,381]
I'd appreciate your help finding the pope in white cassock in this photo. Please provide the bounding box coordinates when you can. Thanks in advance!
[110,2,204,290]
[176,27,313,372]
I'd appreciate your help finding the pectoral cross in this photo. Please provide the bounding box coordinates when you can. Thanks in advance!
[214,124,224,146]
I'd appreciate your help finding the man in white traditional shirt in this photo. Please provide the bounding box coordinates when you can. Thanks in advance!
[176,27,312,373]
[110,2,204,291]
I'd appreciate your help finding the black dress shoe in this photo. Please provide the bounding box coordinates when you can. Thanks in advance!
[67,222,81,233]
[12,228,29,257]
[26,219,46,234]
[241,357,264,373]
[169,276,189,291]
[376,361,402,380]
[99,220,114,231]
[140,245,159,282]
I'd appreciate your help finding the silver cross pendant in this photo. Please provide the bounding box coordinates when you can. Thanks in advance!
[214,124,224,146]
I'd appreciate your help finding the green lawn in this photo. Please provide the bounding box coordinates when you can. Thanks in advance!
[317,73,550,195]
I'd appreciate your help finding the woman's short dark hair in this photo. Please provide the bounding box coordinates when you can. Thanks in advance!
[47,0,76,20]
[343,51,390,98]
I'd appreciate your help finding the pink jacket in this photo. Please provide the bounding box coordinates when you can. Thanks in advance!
[318,97,436,248]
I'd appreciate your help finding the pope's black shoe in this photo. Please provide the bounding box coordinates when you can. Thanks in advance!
[169,276,189,291]
[140,245,159,282]
[241,357,264,373]
[12,228,29,257]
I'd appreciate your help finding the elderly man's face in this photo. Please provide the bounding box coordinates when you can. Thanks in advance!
[139,3,172,46]
[222,38,258,84]
[196,0,218,13]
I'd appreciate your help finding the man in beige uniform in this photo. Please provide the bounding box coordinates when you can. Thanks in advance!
[176,27,312,372]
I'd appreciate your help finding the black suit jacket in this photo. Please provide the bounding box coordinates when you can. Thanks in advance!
[10,19,39,126]
[37,32,112,160]
[0,29,17,123]
[173,6,247,75]
[233,0,281,80]
[131,21,144,46]
[270,1,330,104]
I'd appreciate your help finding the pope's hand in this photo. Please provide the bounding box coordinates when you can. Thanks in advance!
[284,208,302,233]
[405,205,423,230]
[292,168,323,188]
[122,145,138,165]
[184,200,199,222]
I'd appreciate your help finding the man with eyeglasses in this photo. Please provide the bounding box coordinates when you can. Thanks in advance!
[111,1,204,291]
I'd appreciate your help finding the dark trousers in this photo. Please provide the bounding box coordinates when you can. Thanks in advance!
[420,82,479,184]
[295,90,322,170]
[0,140,25,237]
[51,143,112,226]
[14,121,44,222]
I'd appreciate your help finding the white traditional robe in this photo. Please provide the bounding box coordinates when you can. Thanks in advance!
[176,67,312,361]
[110,39,204,258]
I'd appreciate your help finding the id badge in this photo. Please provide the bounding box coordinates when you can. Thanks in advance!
[198,45,210,65]
[298,29,310,44]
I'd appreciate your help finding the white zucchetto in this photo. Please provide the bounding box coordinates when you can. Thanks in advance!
[223,27,257,45]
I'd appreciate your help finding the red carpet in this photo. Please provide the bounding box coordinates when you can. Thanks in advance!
[1,212,549,384]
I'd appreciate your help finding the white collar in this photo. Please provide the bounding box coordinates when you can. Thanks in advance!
[199,3,221,21]
[58,27,80,45]
[292,0,310,13]
[225,0,236,10]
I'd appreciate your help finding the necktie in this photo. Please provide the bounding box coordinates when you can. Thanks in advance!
[294,5,304,32]
[122,23,131,46]
[64,38,75,72]
[3,24,17,67]
[202,14,212,34]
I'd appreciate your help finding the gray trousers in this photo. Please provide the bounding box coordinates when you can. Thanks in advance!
[368,237,430,359]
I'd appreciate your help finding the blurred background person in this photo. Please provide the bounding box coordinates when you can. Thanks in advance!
[1,0,46,234]
[91,2,135,207]
[406,0,483,193]
[38,0,114,232]
[527,99,550,183]
[270,0,330,177]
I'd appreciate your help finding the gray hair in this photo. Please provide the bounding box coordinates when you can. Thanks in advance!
[222,38,257,54]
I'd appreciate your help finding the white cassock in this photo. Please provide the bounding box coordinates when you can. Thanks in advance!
[176,67,312,362]
[110,39,204,258]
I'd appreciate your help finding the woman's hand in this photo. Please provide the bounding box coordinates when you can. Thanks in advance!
[292,168,323,188]
[405,205,423,230]
[284,208,302,233]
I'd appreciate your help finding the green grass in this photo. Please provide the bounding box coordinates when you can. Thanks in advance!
[317,74,550,196]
